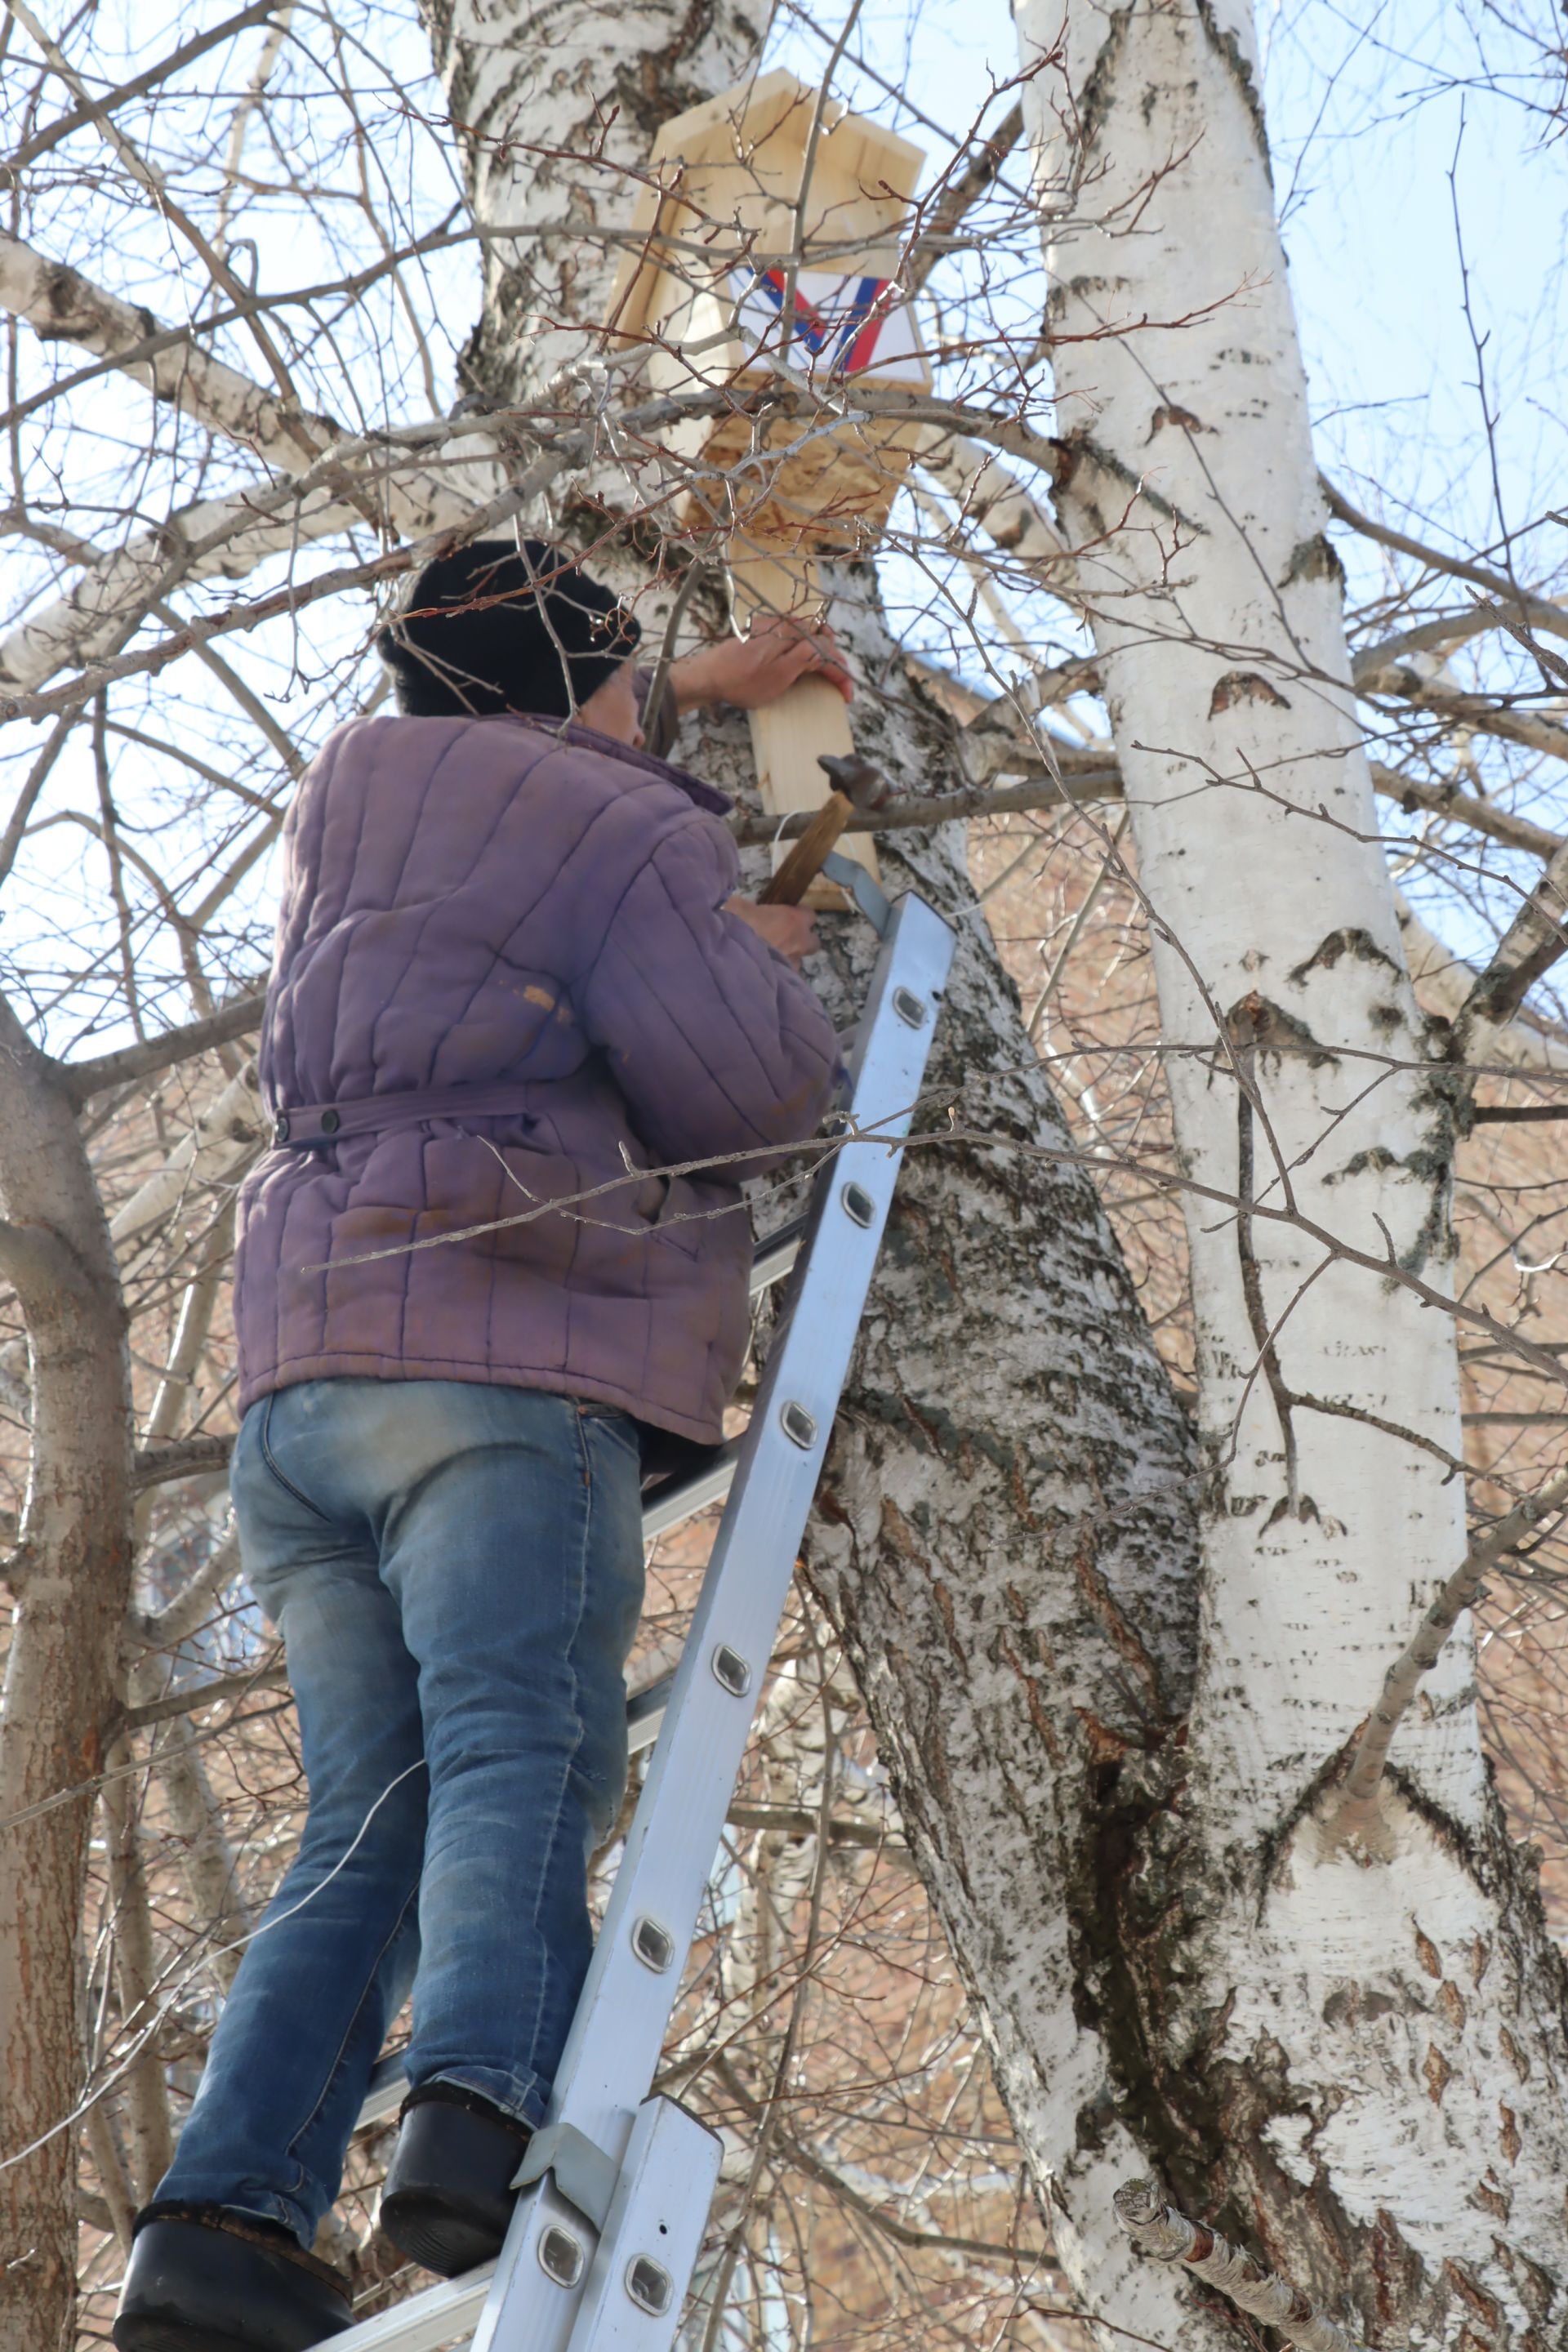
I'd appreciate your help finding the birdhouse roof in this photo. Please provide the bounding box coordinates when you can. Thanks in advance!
[605,69,925,349]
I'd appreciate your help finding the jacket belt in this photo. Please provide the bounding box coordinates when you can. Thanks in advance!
[269,1082,541,1149]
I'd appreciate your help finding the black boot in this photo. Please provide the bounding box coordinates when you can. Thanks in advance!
[377,2083,532,2278]
[113,2203,351,2352]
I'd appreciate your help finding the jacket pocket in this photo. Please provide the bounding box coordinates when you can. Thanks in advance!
[642,1171,706,1258]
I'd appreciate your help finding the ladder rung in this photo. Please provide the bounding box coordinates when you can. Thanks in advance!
[639,1439,738,1544]
[322,2259,493,2350]
[356,2053,408,2131]
[626,1669,674,1757]
[748,1219,803,1297]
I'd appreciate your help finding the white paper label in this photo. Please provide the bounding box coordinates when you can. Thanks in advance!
[727,267,924,381]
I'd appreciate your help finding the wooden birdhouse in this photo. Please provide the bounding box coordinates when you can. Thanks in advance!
[605,70,929,891]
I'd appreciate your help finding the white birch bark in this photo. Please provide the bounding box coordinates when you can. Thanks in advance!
[1018,2,1568,2341]
[786,616,1216,2352]
[415,0,772,403]
[109,1062,268,1253]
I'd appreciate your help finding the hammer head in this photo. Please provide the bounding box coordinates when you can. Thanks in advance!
[817,751,891,811]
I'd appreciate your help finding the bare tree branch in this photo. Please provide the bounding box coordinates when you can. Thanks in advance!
[1371,757,1563,858]
[108,1062,266,1251]
[130,1526,242,1654]
[910,100,1025,291]
[1330,1463,1568,1846]
[0,218,470,441]
[1395,889,1568,1072]
[1,2,285,179]
[65,992,268,1105]
[131,1434,234,1494]
[0,381,1076,711]
[902,652,1566,858]
[1352,599,1550,684]
[1115,2180,1368,2352]
[1374,671,1568,771]
[1457,839,1568,1057]
[1322,474,1568,648]
[5,0,327,432]
[732,770,1120,842]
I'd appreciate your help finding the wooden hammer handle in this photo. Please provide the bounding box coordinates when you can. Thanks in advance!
[756,790,852,906]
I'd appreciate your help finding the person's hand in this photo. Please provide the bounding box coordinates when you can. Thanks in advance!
[726,894,820,967]
[671,612,853,714]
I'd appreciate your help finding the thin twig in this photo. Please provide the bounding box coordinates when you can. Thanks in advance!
[2,1,283,178]
[1321,474,1568,649]
[1330,1463,1568,1838]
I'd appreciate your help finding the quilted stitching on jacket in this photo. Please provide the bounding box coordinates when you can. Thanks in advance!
[234,714,840,1443]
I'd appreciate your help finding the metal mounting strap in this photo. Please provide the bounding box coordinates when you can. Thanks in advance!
[821,847,892,934]
[513,2121,622,2231]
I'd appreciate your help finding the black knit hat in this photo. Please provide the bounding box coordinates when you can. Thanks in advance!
[377,539,642,719]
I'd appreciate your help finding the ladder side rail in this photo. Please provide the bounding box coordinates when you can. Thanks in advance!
[316,897,952,2352]
[559,2097,722,2352]
[526,894,951,2158]
[469,894,953,2352]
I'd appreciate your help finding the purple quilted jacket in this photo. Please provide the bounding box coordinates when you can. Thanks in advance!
[234,714,840,1443]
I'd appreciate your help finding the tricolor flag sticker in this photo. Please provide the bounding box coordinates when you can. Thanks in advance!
[729,266,924,381]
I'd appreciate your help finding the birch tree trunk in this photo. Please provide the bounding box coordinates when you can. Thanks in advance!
[1016,2,1568,2341]
[0,1003,135,2352]
[416,0,771,400]
[412,11,1228,2349]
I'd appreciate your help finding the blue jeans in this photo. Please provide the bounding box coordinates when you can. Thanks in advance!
[156,1379,645,2247]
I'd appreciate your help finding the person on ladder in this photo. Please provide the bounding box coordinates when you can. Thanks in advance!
[114,540,847,2352]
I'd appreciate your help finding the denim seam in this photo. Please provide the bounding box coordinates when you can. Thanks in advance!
[377,1418,584,1559]
[284,1868,423,2182]
[509,1410,596,2082]
[421,2064,546,2134]
[258,1393,334,1524]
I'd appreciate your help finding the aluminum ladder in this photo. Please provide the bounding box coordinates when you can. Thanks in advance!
[316,880,954,2352]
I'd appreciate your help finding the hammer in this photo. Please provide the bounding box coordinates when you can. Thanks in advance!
[756,755,892,905]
